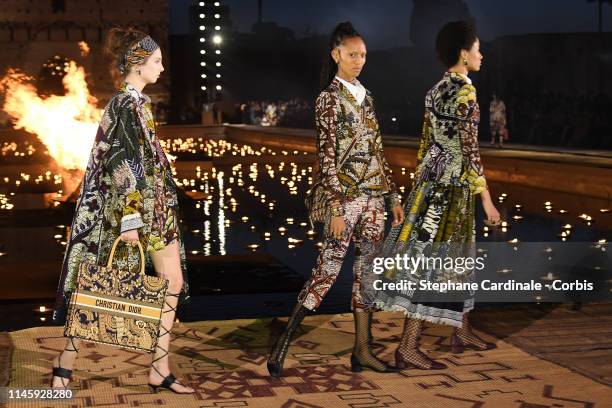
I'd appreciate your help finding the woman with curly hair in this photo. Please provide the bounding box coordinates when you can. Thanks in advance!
[374,20,501,370]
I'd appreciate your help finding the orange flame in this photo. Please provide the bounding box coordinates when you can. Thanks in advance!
[0,61,101,171]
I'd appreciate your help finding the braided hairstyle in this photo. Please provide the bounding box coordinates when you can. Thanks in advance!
[104,27,148,87]
[319,21,361,92]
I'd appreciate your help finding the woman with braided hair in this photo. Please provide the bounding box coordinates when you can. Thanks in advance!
[267,21,404,378]
[51,27,194,394]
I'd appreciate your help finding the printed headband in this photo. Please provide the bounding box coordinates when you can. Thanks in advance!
[118,35,159,75]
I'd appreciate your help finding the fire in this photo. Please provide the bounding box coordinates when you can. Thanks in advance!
[0,61,101,171]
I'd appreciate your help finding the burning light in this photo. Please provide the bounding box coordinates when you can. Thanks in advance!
[0,61,101,171]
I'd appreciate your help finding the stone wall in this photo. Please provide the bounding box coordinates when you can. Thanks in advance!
[0,0,169,104]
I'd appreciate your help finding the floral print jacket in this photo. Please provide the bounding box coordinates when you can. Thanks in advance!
[315,78,400,210]
[53,83,188,323]
[414,72,487,194]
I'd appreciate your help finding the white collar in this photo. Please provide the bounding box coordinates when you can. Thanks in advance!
[335,76,366,105]
[460,73,472,84]
[123,82,151,105]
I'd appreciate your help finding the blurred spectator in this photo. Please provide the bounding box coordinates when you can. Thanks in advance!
[242,99,313,129]
[489,93,508,147]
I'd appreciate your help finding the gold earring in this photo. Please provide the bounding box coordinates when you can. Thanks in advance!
[463,58,468,66]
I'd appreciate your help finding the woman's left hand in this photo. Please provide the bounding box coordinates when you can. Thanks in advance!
[391,205,404,227]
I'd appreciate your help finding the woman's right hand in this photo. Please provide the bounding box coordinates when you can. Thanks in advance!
[483,200,501,226]
[329,216,346,240]
[120,229,139,246]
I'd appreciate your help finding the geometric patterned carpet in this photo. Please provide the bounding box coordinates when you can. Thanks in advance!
[470,303,612,388]
[5,312,610,407]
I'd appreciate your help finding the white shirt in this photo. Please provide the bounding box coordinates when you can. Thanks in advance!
[335,76,366,105]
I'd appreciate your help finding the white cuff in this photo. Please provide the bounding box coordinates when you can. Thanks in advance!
[120,213,144,232]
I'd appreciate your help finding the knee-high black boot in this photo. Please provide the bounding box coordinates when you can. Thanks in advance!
[267,303,309,377]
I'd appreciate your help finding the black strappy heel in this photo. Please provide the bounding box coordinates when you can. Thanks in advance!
[51,337,79,387]
[148,293,195,394]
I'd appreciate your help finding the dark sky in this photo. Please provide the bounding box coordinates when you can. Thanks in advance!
[170,0,612,49]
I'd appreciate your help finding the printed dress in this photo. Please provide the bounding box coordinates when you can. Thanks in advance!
[53,83,189,323]
[373,72,487,327]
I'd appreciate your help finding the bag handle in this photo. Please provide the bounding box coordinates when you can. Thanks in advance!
[107,236,145,275]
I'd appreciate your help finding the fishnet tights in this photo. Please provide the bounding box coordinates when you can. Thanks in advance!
[397,318,438,369]
[352,311,386,371]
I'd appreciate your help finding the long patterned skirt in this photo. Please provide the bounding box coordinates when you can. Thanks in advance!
[373,181,477,327]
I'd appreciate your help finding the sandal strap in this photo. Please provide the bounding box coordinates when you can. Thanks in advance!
[150,293,181,386]
[160,373,177,389]
[52,367,73,380]
[162,293,180,315]
[152,344,169,364]
[64,337,80,353]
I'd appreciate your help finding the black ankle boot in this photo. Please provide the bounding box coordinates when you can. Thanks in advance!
[267,304,309,378]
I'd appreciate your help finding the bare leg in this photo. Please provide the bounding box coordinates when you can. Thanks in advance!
[51,337,81,387]
[148,241,194,393]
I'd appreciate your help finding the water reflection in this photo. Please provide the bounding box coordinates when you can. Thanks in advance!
[0,137,609,328]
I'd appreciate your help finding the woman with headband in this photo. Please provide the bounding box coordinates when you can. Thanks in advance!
[51,27,194,394]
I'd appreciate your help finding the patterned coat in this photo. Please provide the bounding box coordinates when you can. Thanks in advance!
[374,72,486,327]
[53,83,189,323]
[315,78,401,211]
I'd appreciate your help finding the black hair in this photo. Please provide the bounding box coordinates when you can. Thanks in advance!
[435,20,477,68]
[320,21,361,92]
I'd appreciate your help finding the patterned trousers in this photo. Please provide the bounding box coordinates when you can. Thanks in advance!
[298,195,385,312]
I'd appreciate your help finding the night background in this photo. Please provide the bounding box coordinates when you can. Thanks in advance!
[164,0,612,148]
[0,0,610,147]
